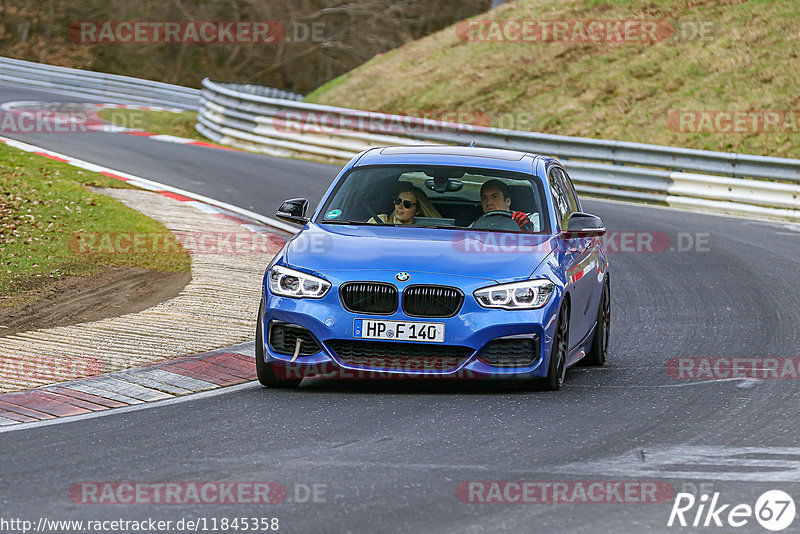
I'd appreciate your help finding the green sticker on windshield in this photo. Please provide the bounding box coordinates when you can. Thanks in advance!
[325,209,342,219]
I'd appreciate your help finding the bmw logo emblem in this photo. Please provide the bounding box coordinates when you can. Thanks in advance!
[396,272,410,282]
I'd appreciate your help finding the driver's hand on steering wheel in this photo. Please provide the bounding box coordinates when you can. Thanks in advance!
[512,211,535,232]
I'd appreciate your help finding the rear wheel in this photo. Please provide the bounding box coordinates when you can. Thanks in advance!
[255,301,303,388]
[539,303,569,391]
[582,279,610,367]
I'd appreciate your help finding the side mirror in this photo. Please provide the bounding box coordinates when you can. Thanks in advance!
[276,198,310,224]
[564,212,606,238]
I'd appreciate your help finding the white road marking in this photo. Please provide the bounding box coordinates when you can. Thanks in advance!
[0,134,299,234]
[568,378,761,388]
[557,446,800,482]
[149,134,195,144]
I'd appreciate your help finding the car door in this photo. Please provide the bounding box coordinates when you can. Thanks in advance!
[557,166,603,349]
[549,167,593,354]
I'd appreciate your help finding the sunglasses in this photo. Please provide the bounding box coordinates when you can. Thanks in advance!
[393,197,417,209]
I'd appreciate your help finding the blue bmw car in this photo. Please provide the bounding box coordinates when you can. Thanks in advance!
[257,145,610,390]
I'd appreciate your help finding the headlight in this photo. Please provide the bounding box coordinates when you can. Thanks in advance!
[474,279,555,310]
[268,265,331,299]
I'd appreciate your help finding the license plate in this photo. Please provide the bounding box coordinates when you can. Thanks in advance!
[353,319,445,343]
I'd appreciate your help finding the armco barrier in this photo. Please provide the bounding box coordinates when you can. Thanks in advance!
[0,56,200,110]
[198,78,800,222]
[1,57,797,223]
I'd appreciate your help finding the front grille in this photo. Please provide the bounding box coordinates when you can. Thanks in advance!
[327,340,473,371]
[477,336,540,367]
[402,285,464,318]
[269,322,321,356]
[340,282,398,315]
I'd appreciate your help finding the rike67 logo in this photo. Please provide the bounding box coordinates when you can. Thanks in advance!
[668,490,796,531]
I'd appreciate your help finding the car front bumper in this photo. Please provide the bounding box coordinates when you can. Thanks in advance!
[259,270,562,380]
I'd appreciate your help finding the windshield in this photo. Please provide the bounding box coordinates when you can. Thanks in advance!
[316,165,551,233]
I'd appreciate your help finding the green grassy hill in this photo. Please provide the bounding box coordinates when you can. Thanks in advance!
[307,0,800,158]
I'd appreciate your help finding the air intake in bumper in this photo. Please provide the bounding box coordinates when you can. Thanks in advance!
[327,340,473,371]
[476,335,540,367]
[268,321,321,356]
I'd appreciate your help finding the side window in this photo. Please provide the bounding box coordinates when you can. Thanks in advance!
[557,168,581,213]
[548,168,571,231]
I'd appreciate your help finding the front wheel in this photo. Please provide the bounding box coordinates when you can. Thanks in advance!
[582,279,610,367]
[539,303,569,391]
[255,301,302,388]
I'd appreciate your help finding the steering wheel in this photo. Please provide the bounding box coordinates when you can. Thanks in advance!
[469,210,520,231]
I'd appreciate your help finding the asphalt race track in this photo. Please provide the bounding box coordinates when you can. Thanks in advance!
[0,84,334,217]
[2,83,800,533]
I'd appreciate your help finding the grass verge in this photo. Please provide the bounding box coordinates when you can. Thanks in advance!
[0,142,191,306]
[97,109,205,141]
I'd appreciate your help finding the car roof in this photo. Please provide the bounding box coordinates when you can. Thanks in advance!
[353,145,552,174]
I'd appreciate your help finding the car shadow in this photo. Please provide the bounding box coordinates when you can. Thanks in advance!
[286,376,539,395]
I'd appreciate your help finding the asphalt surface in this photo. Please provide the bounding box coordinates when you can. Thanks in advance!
[0,83,336,217]
[1,83,800,533]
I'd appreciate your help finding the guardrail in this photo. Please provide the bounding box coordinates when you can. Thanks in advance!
[0,57,200,110]
[198,78,800,222]
[1,57,796,223]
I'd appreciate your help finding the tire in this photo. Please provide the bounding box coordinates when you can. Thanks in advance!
[538,302,569,391]
[255,301,303,388]
[582,278,610,367]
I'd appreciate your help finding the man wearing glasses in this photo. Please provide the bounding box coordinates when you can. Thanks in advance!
[478,179,537,232]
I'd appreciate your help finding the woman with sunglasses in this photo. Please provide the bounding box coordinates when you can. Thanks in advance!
[368,182,439,225]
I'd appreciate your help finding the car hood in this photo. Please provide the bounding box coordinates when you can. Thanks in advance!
[285,223,556,283]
